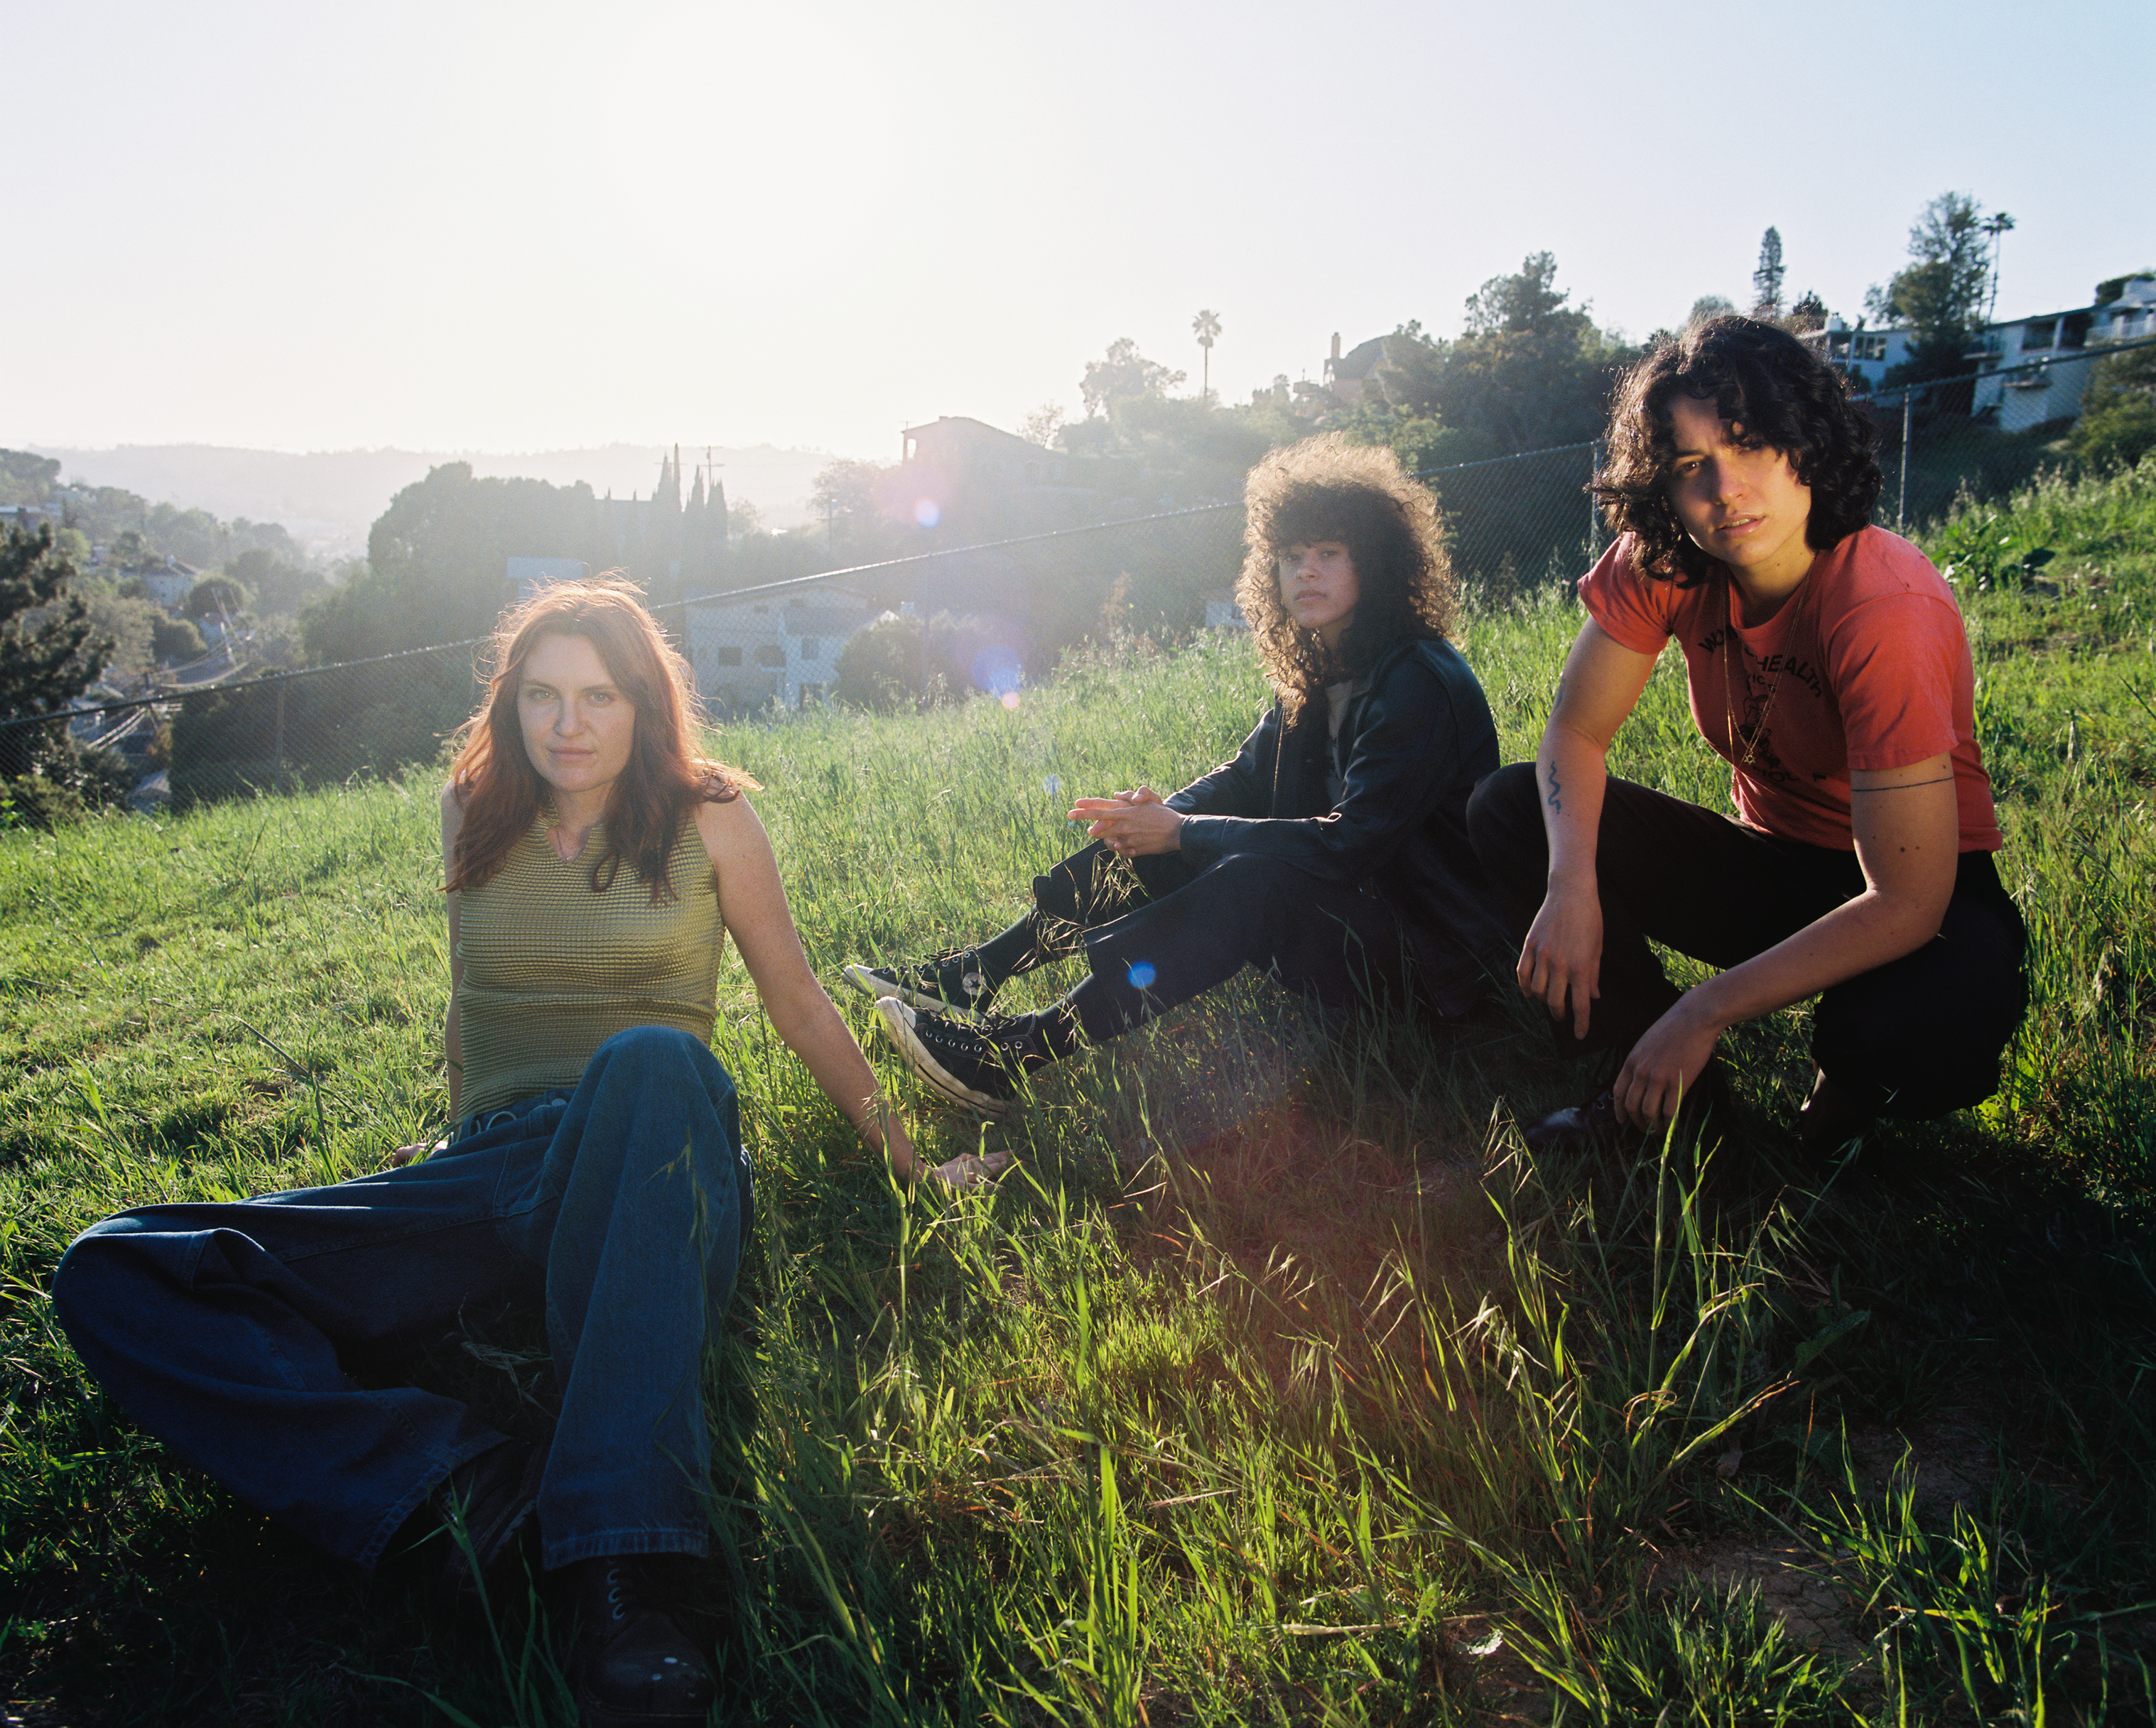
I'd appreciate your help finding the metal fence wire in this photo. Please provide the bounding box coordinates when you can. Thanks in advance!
[3,337,2144,814]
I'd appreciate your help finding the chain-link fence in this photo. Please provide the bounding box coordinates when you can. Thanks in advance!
[1863,332,2155,529]
[5,344,2143,815]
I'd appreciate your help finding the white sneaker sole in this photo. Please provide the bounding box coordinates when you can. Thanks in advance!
[874,998,1013,1116]
[842,962,966,1016]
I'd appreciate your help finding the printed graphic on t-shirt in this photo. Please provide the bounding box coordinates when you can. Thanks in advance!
[1695,624,1826,788]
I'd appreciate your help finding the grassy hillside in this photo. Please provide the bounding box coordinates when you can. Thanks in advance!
[3,461,2154,1724]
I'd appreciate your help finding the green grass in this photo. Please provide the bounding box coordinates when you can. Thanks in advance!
[5,460,2156,1724]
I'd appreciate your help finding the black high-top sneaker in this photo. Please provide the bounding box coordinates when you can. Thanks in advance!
[843,947,996,1015]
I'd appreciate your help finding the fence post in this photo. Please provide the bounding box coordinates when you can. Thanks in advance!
[1898,391,1912,533]
[1587,440,1600,560]
[273,679,287,774]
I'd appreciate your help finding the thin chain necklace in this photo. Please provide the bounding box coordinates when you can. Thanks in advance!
[1721,570,1815,770]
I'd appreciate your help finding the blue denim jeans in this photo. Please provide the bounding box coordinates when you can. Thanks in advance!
[52,1026,754,1572]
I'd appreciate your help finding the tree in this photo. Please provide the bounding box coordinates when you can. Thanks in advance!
[0,526,117,798]
[1080,337,1185,418]
[1866,191,1998,380]
[1787,290,1829,335]
[184,574,249,624]
[1463,253,1581,338]
[809,457,887,553]
[2071,342,2156,469]
[1752,227,1785,320]
[1687,295,1737,328]
[1436,254,1635,452]
[1019,402,1066,448]
[226,546,325,617]
[0,450,60,509]
[1191,309,1222,401]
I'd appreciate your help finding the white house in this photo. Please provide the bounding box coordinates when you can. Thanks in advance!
[138,559,197,611]
[686,582,876,712]
[1806,274,2156,431]
[1804,317,1914,390]
[1970,275,2155,432]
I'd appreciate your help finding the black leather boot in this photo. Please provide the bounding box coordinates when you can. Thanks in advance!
[558,1555,717,1727]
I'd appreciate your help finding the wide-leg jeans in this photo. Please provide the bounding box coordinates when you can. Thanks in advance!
[52,1025,754,1572]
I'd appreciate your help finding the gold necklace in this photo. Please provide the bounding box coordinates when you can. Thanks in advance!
[1721,573,1813,770]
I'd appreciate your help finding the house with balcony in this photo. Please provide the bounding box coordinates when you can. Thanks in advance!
[686,583,875,712]
[1804,273,2155,431]
[1802,318,1914,390]
[1968,273,2155,431]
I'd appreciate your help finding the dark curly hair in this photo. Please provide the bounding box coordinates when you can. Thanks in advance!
[1236,433,1456,719]
[1593,315,1882,587]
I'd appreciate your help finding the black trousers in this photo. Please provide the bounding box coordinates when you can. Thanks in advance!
[1464,764,2027,1119]
[1026,842,1428,1039]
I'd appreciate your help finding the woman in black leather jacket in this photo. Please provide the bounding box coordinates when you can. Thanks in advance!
[852,433,1512,1112]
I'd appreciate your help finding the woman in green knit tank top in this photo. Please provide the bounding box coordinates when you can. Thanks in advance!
[53,577,970,1728]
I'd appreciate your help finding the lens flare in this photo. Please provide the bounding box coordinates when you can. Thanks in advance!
[1043,774,1062,796]
[1127,962,1157,990]
[970,646,1022,697]
[1000,690,1021,710]
[914,499,941,528]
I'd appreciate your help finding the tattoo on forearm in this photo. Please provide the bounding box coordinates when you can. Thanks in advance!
[1544,763,1563,814]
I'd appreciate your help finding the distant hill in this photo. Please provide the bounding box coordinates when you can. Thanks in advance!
[26,442,837,560]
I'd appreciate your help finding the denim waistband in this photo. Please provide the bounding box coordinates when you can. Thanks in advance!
[453,1090,572,1145]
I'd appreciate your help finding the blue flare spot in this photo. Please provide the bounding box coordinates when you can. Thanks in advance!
[914,498,941,528]
[1043,774,1063,796]
[1127,962,1157,990]
[970,646,1023,696]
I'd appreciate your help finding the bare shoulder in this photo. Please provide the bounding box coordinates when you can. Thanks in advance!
[692,788,770,865]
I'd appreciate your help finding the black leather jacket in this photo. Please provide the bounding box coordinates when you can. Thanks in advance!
[1168,635,1510,1015]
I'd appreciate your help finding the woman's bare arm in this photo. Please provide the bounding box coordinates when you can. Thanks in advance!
[1610,754,1960,1126]
[698,795,990,1185]
[1519,620,1659,1040]
[390,783,466,1165]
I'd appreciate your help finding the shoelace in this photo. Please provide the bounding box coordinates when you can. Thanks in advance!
[923,1010,1034,1063]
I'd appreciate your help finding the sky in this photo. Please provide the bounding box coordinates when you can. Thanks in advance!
[8,0,2152,479]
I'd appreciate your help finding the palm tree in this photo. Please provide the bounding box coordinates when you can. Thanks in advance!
[1192,309,1223,403]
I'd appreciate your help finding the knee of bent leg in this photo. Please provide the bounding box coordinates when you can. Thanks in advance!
[1466,764,1542,860]
[1206,852,1305,911]
[51,1213,159,1343]
[592,1024,721,1082]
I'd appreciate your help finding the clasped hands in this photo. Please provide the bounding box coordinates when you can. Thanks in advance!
[1067,785,1183,857]
[1517,880,1723,1131]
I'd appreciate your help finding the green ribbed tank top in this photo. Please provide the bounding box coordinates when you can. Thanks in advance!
[455,813,723,1121]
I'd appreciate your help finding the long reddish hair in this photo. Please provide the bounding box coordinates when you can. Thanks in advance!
[444,574,757,901]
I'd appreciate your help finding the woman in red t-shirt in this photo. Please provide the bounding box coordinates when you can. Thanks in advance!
[1466,316,2025,1158]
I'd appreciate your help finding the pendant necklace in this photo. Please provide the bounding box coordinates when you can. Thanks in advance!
[1721,572,1814,771]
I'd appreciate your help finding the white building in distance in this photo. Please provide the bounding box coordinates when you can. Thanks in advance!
[686,583,876,712]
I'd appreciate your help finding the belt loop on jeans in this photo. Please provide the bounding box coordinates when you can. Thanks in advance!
[453,1092,570,1145]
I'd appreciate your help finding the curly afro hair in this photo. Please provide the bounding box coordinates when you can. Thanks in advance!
[1235,433,1456,719]
[1593,315,1882,587]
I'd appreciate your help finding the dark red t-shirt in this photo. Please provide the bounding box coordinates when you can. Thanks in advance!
[1578,527,2002,852]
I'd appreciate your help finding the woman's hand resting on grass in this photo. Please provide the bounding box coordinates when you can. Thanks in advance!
[926,1147,1014,1190]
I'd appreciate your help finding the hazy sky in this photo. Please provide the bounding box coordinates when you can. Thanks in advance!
[9,0,2151,468]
